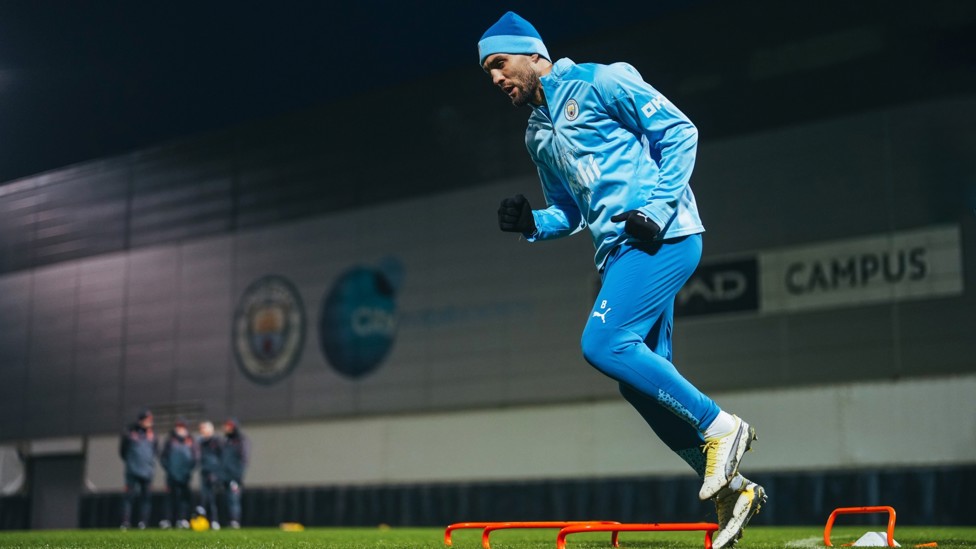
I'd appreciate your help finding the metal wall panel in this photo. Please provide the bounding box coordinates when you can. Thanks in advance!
[675,315,788,392]
[0,273,32,439]
[0,187,41,273]
[888,98,976,230]
[898,297,976,376]
[24,264,79,437]
[3,162,130,273]
[119,248,179,419]
[172,238,234,420]
[129,139,235,249]
[784,306,899,386]
[0,98,973,441]
[71,255,126,434]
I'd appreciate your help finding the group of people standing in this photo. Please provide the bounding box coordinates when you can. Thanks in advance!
[118,408,250,530]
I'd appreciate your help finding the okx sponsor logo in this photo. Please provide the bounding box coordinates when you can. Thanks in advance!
[318,257,404,379]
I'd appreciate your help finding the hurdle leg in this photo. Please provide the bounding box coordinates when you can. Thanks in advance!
[445,522,496,546]
[824,506,897,547]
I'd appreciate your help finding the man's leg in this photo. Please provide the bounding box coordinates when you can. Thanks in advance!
[226,480,242,527]
[621,379,764,547]
[137,477,152,528]
[620,299,707,464]
[160,478,174,528]
[581,235,756,500]
[619,383,704,466]
[184,481,194,526]
[201,475,219,526]
[582,236,718,432]
[121,474,135,528]
[712,479,767,548]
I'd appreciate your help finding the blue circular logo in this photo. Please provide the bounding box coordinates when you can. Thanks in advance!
[318,258,403,379]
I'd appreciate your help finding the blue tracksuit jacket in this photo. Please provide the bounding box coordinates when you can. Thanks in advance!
[525,58,704,270]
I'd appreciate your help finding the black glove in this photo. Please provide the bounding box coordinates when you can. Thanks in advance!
[498,194,537,234]
[610,210,661,241]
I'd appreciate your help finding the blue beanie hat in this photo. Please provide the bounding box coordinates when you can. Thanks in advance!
[478,11,550,66]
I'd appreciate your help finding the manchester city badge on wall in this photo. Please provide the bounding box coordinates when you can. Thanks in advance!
[232,274,306,385]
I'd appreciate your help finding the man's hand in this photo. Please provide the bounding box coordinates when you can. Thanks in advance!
[611,210,661,241]
[498,194,537,234]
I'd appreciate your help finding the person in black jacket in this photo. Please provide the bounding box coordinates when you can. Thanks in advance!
[119,408,157,529]
[159,417,196,529]
[220,418,250,529]
[196,420,223,529]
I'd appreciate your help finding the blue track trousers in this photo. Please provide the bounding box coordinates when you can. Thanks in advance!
[582,234,718,456]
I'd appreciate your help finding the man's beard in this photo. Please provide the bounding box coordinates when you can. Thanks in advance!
[510,68,541,108]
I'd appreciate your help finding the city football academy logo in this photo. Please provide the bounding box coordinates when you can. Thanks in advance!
[319,257,403,379]
[233,275,306,385]
[565,99,579,121]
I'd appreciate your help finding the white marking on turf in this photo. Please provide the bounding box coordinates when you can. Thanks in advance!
[786,536,823,548]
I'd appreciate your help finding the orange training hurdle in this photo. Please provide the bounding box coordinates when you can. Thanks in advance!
[823,506,897,547]
[557,522,720,549]
[482,522,620,549]
[445,523,494,546]
[444,521,620,548]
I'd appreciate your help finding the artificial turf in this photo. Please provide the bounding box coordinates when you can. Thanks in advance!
[0,525,973,549]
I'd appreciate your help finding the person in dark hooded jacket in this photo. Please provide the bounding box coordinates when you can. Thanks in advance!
[159,417,196,528]
[220,418,250,528]
[196,420,223,529]
[119,408,157,529]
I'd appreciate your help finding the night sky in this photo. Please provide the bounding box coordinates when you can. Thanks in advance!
[0,1,707,185]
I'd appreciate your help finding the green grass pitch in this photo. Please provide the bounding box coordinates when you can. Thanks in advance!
[0,526,974,549]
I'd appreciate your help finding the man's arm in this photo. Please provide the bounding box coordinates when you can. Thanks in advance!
[600,63,698,231]
[160,438,171,472]
[119,431,129,460]
[241,436,251,470]
[526,163,585,240]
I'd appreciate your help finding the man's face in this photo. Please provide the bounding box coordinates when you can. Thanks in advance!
[199,422,214,437]
[483,53,541,107]
[140,415,153,429]
[175,425,188,437]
